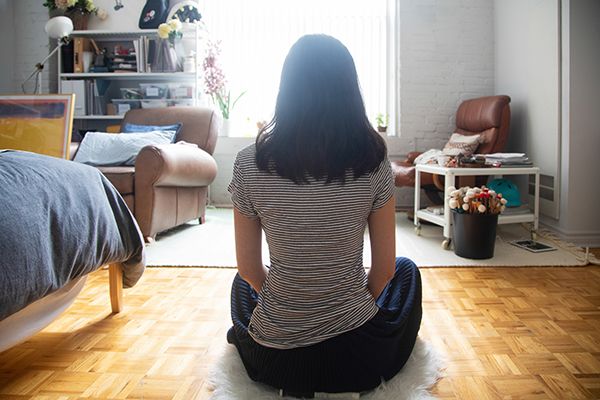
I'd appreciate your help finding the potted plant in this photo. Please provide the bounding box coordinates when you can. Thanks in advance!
[203,40,246,136]
[375,113,388,134]
[43,0,108,30]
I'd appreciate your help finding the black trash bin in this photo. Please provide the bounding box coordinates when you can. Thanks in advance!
[452,210,499,259]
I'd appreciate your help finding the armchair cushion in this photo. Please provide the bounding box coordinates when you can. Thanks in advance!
[413,149,443,165]
[122,122,183,143]
[441,133,484,156]
[73,130,177,167]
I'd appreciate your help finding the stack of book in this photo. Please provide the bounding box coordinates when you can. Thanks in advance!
[482,153,533,167]
[108,54,137,73]
[133,36,153,73]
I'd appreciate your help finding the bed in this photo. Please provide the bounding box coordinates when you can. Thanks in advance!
[0,150,146,352]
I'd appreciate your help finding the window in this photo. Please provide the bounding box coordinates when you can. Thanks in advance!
[198,0,391,135]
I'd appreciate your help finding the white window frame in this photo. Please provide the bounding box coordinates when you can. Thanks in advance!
[198,0,396,136]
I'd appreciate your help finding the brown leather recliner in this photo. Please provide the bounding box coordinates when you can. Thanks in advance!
[391,95,511,203]
[71,106,221,241]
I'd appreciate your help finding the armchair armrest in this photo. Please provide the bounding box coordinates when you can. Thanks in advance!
[69,142,80,160]
[135,143,218,187]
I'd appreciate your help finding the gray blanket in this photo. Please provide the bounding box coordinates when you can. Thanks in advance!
[0,150,146,322]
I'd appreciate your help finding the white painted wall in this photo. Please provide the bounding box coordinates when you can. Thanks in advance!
[495,0,600,246]
[495,0,562,219]
[557,0,600,246]
[2,1,51,94]
[389,0,495,207]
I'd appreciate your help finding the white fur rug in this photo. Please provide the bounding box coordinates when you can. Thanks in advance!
[208,338,445,400]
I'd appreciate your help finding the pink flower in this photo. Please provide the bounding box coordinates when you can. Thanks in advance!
[55,0,70,8]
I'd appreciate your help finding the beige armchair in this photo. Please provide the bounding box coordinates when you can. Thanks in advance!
[71,106,221,241]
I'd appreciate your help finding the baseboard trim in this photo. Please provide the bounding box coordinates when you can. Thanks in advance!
[539,221,600,248]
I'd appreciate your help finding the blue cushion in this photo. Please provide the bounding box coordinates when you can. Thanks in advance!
[122,123,183,143]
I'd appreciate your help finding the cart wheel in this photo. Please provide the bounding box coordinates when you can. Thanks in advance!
[531,231,537,241]
[415,224,421,236]
[442,238,451,250]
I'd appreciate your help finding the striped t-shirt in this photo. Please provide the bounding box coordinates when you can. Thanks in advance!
[228,143,395,350]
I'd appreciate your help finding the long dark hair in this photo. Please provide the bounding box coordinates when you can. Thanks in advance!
[255,34,387,184]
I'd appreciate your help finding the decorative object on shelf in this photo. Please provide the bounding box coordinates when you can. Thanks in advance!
[442,153,490,168]
[446,185,507,259]
[166,0,206,64]
[139,0,170,29]
[64,4,89,30]
[43,0,108,31]
[203,40,246,123]
[375,112,388,134]
[168,1,203,25]
[152,19,183,72]
[183,54,196,73]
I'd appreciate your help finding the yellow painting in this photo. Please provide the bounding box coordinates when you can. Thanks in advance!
[0,94,75,159]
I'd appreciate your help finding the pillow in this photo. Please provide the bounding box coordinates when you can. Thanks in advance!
[73,130,176,166]
[122,122,183,143]
[441,133,484,156]
[413,149,443,165]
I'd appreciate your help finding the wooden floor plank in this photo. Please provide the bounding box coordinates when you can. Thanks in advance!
[1,265,599,399]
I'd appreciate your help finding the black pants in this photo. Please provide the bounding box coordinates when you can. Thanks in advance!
[228,257,422,394]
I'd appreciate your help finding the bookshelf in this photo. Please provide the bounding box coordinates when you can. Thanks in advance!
[58,26,205,129]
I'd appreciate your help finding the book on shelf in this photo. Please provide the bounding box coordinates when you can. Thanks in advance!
[73,37,91,73]
[133,35,153,73]
[62,79,104,116]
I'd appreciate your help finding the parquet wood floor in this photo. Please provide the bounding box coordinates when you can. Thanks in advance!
[1,261,599,399]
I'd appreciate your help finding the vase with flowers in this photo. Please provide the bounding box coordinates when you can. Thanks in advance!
[43,0,107,31]
[203,40,246,136]
[152,19,184,72]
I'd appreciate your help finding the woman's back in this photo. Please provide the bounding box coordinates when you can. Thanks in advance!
[229,143,394,349]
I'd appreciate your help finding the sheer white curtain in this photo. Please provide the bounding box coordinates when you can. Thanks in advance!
[196,0,388,134]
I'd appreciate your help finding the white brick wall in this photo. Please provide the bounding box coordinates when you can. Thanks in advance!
[398,0,495,154]
[9,0,53,94]
[5,0,496,209]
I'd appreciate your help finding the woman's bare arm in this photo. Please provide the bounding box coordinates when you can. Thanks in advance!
[366,194,396,299]
[233,207,268,293]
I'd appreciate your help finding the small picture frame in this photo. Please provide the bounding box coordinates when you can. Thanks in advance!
[510,239,557,253]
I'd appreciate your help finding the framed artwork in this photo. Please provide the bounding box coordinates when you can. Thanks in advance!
[0,94,75,159]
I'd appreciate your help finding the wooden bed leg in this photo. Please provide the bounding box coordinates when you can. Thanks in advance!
[108,263,123,313]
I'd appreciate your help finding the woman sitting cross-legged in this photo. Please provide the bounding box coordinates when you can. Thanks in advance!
[227,34,422,397]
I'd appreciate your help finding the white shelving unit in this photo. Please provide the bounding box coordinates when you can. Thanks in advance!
[58,26,205,125]
[414,164,540,249]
